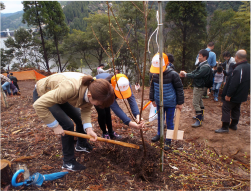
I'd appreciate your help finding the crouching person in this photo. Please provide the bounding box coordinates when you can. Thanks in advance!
[33,72,115,171]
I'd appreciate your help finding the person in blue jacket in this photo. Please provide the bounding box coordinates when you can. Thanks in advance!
[149,53,184,150]
[95,73,145,139]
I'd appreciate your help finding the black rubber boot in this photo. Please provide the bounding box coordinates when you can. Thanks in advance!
[151,134,160,142]
[229,120,238,130]
[193,108,204,121]
[164,140,171,151]
[215,122,229,133]
[192,112,202,127]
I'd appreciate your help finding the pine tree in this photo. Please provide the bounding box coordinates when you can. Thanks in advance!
[43,1,69,72]
[22,1,50,72]
[165,1,207,71]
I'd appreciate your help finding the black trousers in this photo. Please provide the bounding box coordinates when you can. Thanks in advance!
[13,81,19,91]
[221,100,241,123]
[33,88,88,162]
[94,106,113,134]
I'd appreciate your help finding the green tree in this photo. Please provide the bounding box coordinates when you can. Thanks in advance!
[63,1,89,32]
[207,9,236,61]
[1,49,7,70]
[84,13,117,66]
[165,2,207,71]
[43,1,69,72]
[63,29,93,71]
[114,1,155,82]
[0,2,5,10]
[4,28,34,68]
[22,1,50,72]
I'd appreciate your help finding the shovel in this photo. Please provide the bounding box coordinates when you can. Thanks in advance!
[64,130,140,149]
[166,108,184,140]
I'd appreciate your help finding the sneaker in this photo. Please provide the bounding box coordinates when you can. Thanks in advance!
[62,159,86,171]
[75,142,93,153]
[109,131,122,140]
[214,97,218,102]
[202,96,209,99]
[102,133,110,139]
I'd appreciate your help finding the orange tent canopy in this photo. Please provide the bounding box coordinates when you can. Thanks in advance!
[2,70,46,81]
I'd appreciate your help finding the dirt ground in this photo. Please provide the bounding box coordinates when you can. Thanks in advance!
[1,80,250,190]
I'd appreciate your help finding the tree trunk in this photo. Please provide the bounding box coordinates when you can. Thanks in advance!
[54,36,62,72]
[182,28,186,71]
[35,1,50,73]
[1,159,12,187]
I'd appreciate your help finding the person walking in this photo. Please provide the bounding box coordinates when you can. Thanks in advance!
[33,72,115,171]
[215,50,250,133]
[180,49,211,127]
[149,53,184,150]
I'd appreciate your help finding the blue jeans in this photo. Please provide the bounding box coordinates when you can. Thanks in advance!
[157,105,175,141]
[212,82,222,98]
[2,82,11,94]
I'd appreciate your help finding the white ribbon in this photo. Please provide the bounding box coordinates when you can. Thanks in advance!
[147,11,160,53]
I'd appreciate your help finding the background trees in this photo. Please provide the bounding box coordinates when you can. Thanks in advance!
[165,1,207,72]
[22,1,50,72]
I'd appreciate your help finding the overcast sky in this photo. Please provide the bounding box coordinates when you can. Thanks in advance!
[1,1,23,13]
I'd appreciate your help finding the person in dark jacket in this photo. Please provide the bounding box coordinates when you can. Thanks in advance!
[215,49,250,133]
[95,73,145,139]
[9,73,20,91]
[221,51,236,85]
[149,53,184,150]
[166,53,175,70]
[180,49,211,127]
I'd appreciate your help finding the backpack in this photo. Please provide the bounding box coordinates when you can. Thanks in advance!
[204,64,214,88]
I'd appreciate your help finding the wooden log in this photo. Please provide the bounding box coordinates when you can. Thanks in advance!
[1,159,13,187]
[1,85,8,108]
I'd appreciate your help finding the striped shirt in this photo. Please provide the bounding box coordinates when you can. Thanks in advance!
[0,74,11,83]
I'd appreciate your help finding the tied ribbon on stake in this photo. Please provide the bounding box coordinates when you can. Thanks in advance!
[147,11,161,53]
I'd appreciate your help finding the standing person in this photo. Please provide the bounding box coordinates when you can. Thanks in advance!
[215,50,250,133]
[95,73,145,139]
[180,49,211,127]
[149,53,184,150]
[115,68,121,74]
[9,73,20,91]
[166,53,175,70]
[97,64,112,74]
[212,66,227,101]
[135,82,140,93]
[6,71,10,78]
[33,72,115,171]
[221,51,236,85]
[0,74,12,96]
[195,42,216,98]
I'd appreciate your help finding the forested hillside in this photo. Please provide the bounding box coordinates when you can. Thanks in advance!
[206,1,243,15]
[1,11,28,31]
